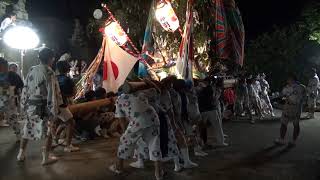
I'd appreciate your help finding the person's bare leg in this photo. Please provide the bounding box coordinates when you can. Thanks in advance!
[42,133,58,165]
[280,124,287,139]
[63,119,80,152]
[55,125,64,139]
[116,158,124,171]
[17,138,28,161]
[309,107,315,119]
[293,123,300,142]
[154,161,162,180]
[180,134,198,168]
[66,122,72,146]
[275,123,287,145]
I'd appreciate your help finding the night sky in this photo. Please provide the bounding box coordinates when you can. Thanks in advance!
[26,0,314,39]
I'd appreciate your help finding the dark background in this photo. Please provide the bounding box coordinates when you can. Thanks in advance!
[26,0,315,39]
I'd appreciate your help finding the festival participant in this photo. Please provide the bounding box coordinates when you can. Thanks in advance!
[55,60,80,152]
[198,78,228,147]
[234,77,252,120]
[275,74,306,146]
[247,78,263,123]
[252,75,264,116]
[185,80,208,156]
[223,88,235,119]
[109,83,163,180]
[253,75,262,92]
[92,88,119,139]
[104,92,125,137]
[0,12,16,32]
[159,78,184,171]
[0,58,21,138]
[171,79,199,168]
[306,68,319,119]
[194,79,210,149]
[93,68,103,91]
[8,63,24,106]
[9,63,18,73]
[130,82,181,172]
[17,48,64,165]
[259,73,275,117]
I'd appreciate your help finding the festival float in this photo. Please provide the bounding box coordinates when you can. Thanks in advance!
[71,0,245,112]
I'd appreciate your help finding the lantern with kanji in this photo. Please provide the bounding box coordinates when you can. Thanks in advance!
[155,1,180,32]
[104,21,128,46]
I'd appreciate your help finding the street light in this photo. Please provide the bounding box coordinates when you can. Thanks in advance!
[3,26,40,77]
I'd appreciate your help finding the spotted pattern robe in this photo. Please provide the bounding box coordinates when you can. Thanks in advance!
[21,64,63,140]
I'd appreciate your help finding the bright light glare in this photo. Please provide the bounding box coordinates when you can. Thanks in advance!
[3,26,40,50]
[158,71,168,81]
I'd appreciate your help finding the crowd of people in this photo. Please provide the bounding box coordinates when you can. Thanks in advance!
[234,73,275,124]
[0,47,320,180]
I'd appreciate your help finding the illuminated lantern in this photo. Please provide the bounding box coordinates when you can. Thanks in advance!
[155,1,180,32]
[104,21,128,46]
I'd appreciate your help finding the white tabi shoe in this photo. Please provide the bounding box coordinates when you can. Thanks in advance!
[129,160,145,169]
[17,149,25,162]
[41,149,58,166]
[109,164,122,174]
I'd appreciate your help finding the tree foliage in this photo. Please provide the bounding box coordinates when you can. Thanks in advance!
[245,1,320,91]
[300,1,320,43]
[87,0,213,69]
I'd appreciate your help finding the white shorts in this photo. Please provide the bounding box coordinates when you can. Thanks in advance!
[281,105,301,125]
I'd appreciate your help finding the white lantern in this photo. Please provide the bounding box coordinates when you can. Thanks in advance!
[155,1,180,32]
[104,21,128,46]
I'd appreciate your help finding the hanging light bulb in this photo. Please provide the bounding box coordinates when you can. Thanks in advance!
[104,21,128,46]
[155,1,180,32]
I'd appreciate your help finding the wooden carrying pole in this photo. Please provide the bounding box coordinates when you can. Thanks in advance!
[68,98,114,115]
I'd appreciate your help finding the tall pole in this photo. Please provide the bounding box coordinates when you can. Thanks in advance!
[20,50,25,80]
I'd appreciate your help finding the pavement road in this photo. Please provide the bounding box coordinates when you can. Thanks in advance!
[1,111,320,180]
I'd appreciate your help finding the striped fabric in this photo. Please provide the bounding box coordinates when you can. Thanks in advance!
[213,0,228,60]
[211,0,245,66]
[176,0,194,81]
[224,0,245,66]
[142,0,155,56]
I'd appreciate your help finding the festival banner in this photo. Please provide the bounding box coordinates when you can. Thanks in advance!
[103,36,139,93]
[213,0,228,60]
[224,0,245,66]
[176,0,194,81]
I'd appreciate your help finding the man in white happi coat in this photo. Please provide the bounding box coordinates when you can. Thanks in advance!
[247,78,263,123]
[129,86,181,172]
[306,68,319,119]
[0,58,21,138]
[17,48,65,165]
[109,89,163,180]
[275,74,306,146]
[260,73,275,117]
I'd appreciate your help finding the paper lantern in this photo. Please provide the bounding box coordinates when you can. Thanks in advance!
[104,21,128,46]
[155,1,180,32]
